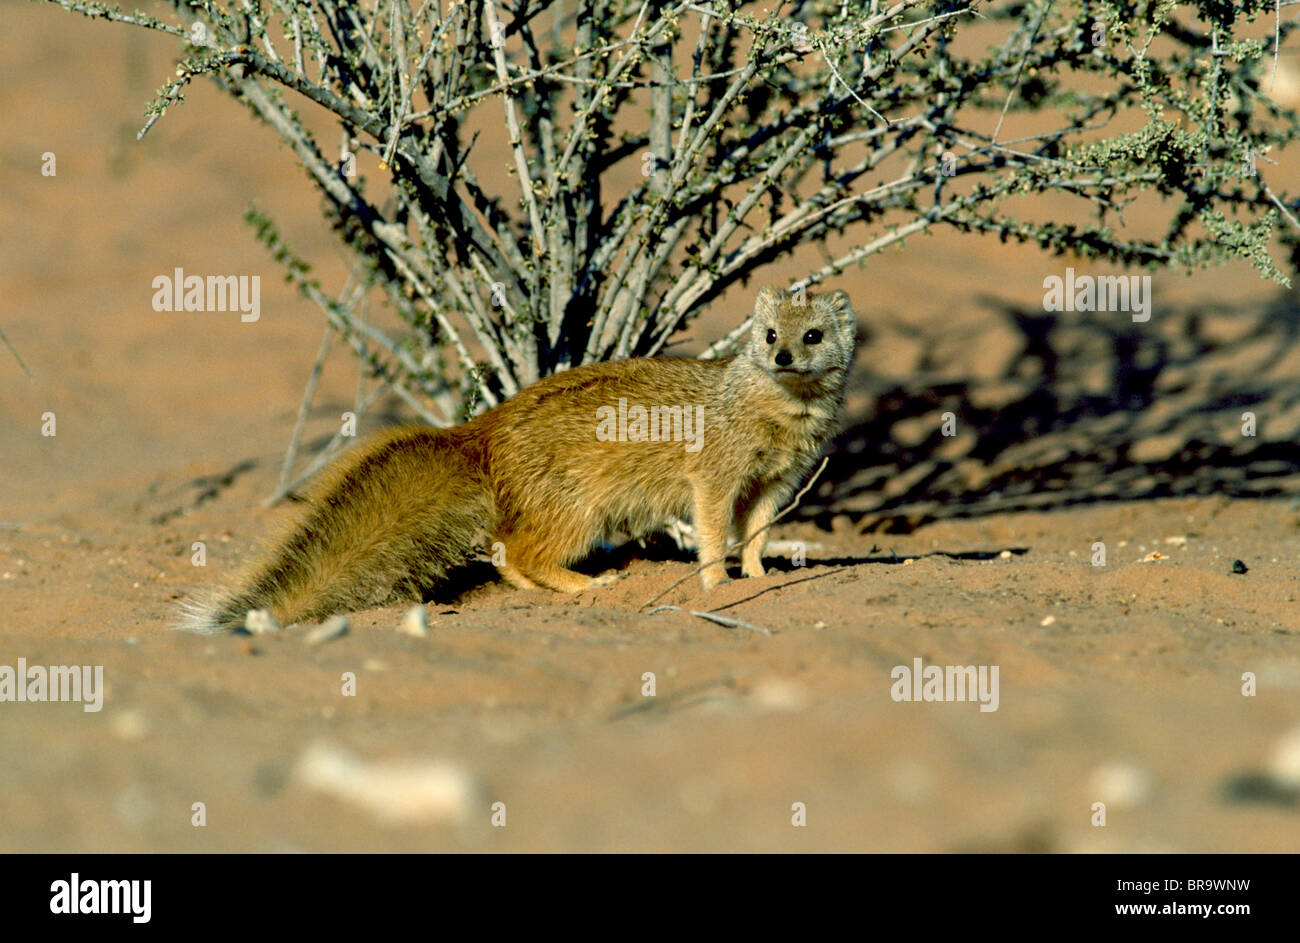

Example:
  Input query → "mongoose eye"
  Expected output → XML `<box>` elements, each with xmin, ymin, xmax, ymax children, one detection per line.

<box><xmin>765</xmin><ymin>329</ymin><xmax>777</xmax><ymax>344</ymax></box>
<box><xmin>803</xmin><ymin>329</ymin><xmax>823</xmax><ymax>345</ymax></box>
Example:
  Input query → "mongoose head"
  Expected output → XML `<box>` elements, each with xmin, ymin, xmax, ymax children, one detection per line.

<box><xmin>747</xmin><ymin>286</ymin><xmax>857</xmax><ymax>387</ymax></box>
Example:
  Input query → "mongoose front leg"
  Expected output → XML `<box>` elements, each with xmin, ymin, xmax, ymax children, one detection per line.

<box><xmin>691</xmin><ymin>481</ymin><xmax>735</xmax><ymax>590</ymax></box>
<box><xmin>737</xmin><ymin>485</ymin><xmax>783</xmax><ymax>578</ymax></box>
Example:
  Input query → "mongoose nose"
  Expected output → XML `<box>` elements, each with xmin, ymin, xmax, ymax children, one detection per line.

<box><xmin>775</xmin><ymin>349</ymin><xmax>793</xmax><ymax>367</ymax></box>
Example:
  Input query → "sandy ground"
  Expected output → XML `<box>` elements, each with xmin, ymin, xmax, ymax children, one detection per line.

<box><xmin>2</xmin><ymin>4</ymin><xmax>1299</xmax><ymax>852</ymax></box>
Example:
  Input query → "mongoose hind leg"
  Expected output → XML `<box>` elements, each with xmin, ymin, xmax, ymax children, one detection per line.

<box><xmin>495</xmin><ymin>534</ymin><xmax>607</xmax><ymax>593</ymax></box>
<box><xmin>496</xmin><ymin>562</ymin><xmax>541</xmax><ymax>590</ymax></box>
<box><xmin>515</xmin><ymin>561</ymin><xmax>605</xmax><ymax>593</ymax></box>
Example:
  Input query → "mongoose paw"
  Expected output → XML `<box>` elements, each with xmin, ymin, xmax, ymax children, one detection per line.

<box><xmin>590</xmin><ymin>572</ymin><xmax>621</xmax><ymax>588</ymax></box>
<box><xmin>741</xmin><ymin>564</ymin><xmax>766</xmax><ymax>579</ymax></box>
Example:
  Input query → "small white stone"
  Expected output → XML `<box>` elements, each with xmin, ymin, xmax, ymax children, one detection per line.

<box><xmin>998</xmin><ymin>550</ymin><xmax>1012</xmax><ymax>559</ymax></box>
<box><xmin>400</xmin><ymin>606</ymin><xmax>430</xmax><ymax>637</ymax></box>
<box><xmin>1269</xmin><ymin>726</ymin><xmax>1300</xmax><ymax>789</ymax></box>
<box><xmin>293</xmin><ymin>742</ymin><xmax>480</xmax><ymax>826</ymax></box>
<box><xmin>1088</xmin><ymin>761</ymin><xmax>1153</xmax><ymax>808</ymax></box>
<box><xmin>245</xmin><ymin>609</ymin><xmax>281</xmax><ymax>634</ymax></box>
<box><xmin>110</xmin><ymin>709</ymin><xmax>149</xmax><ymax>742</ymax></box>
<box><xmin>1040</xmin><ymin>615</ymin><xmax>1056</xmax><ymax>626</ymax></box>
<box><xmin>305</xmin><ymin>615</ymin><xmax>350</xmax><ymax>646</ymax></box>
<box><xmin>752</xmin><ymin>678</ymin><xmax>808</xmax><ymax>712</ymax></box>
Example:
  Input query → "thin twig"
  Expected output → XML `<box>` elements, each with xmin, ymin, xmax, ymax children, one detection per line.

<box><xmin>276</xmin><ymin>320</ymin><xmax>336</xmax><ymax>499</ymax></box>
<box><xmin>1273</xmin><ymin>0</ymin><xmax>1282</xmax><ymax>92</ymax></box>
<box><xmin>1264</xmin><ymin>182</ymin><xmax>1300</xmax><ymax>231</ymax></box>
<box><xmin>265</xmin><ymin>381</ymin><xmax>389</xmax><ymax>505</ymax></box>
<box><xmin>0</xmin><ymin>324</ymin><xmax>32</xmax><ymax>379</ymax></box>
<box><xmin>817</xmin><ymin>36</ymin><xmax>889</xmax><ymax>126</ymax></box>
<box><xmin>485</xmin><ymin>1</ymin><xmax>546</xmax><ymax>259</ymax></box>
<box><xmin>991</xmin><ymin>0</ymin><xmax>1054</xmax><ymax>144</ymax></box>
<box><xmin>646</xmin><ymin>606</ymin><xmax>772</xmax><ymax>637</ymax></box>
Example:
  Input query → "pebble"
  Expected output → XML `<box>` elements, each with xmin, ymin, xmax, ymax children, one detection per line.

<box><xmin>1269</xmin><ymin>726</ymin><xmax>1300</xmax><ymax>790</ymax></box>
<box><xmin>245</xmin><ymin>609</ymin><xmax>281</xmax><ymax>634</ymax></box>
<box><xmin>752</xmin><ymin>678</ymin><xmax>808</xmax><ymax>712</ymax></box>
<box><xmin>305</xmin><ymin>615</ymin><xmax>350</xmax><ymax>646</ymax></box>
<box><xmin>1089</xmin><ymin>761</ymin><xmax>1153</xmax><ymax>808</ymax></box>
<box><xmin>1231</xmin><ymin>559</ymin><xmax>1248</xmax><ymax>574</ymax></box>
<box><xmin>110</xmin><ymin>709</ymin><xmax>149</xmax><ymax>742</ymax></box>
<box><xmin>293</xmin><ymin>742</ymin><xmax>480</xmax><ymax>826</ymax></box>
<box><xmin>400</xmin><ymin>605</ymin><xmax>430</xmax><ymax>638</ymax></box>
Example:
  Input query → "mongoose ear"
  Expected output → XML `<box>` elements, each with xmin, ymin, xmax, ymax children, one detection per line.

<box><xmin>754</xmin><ymin>286</ymin><xmax>784</xmax><ymax>318</ymax></box>
<box><xmin>813</xmin><ymin>289</ymin><xmax>854</xmax><ymax>330</ymax></box>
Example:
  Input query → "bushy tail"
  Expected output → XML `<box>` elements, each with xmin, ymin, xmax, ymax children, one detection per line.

<box><xmin>176</xmin><ymin>426</ymin><xmax>492</xmax><ymax>633</ymax></box>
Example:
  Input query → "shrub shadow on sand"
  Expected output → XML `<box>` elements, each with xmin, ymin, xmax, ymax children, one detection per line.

<box><xmin>807</xmin><ymin>290</ymin><xmax>1300</xmax><ymax>533</ymax></box>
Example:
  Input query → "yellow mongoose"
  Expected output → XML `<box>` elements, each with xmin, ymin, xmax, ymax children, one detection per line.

<box><xmin>181</xmin><ymin>286</ymin><xmax>856</xmax><ymax>632</ymax></box>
